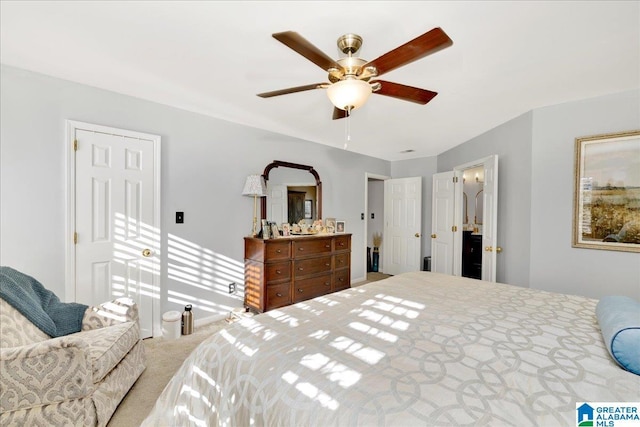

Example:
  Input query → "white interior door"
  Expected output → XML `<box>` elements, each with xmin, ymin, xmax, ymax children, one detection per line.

<box><xmin>431</xmin><ymin>171</ymin><xmax>455</xmax><ymax>275</ymax></box>
<box><xmin>267</xmin><ymin>184</ymin><xmax>287</xmax><ymax>224</ymax></box>
<box><xmin>70</xmin><ymin>122</ymin><xmax>160</xmax><ymax>339</ymax></box>
<box><xmin>383</xmin><ymin>177</ymin><xmax>422</xmax><ymax>275</ymax></box>
<box><xmin>481</xmin><ymin>156</ymin><xmax>499</xmax><ymax>281</ymax></box>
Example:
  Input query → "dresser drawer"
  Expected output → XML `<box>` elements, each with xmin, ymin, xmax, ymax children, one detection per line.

<box><xmin>294</xmin><ymin>256</ymin><xmax>332</xmax><ymax>277</ymax></box>
<box><xmin>266</xmin><ymin>261</ymin><xmax>290</xmax><ymax>282</ymax></box>
<box><xmin>334</xmin><ymin>269</ymin><xmax>350</xmax><ymax>291</ymax></box>
<box><xmin>334</xmin><ymin>235</ymin><xmax>350</xmax><ymax>251</ymax></box>
<box><xmin>292</xmin><ymin>238</ymin><xmax>332</xmax><ymax>258</ymax></box>
<box><xmin>265</xmin><ymin>241</ymin><xmax>291</xmax><ymax>261</ymax></box>
<box><xmin>293</xmin><ymin>274</ymin><xmax>332</xmax><ymax>303</ymax></box>
<box><xmin>266</xmin><ymin>283</ymin><xmax>291</xmax><ymax>311</ymax></box>
<box><xmin>334</xmin><ymin>253</ymin><xmax>350</xmax><ymax>270</ymax></box>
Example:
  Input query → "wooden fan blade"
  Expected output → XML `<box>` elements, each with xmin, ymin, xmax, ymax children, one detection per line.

<box><xmin>257</xmin><ymin>83</ymin><xmax>325</xmax><ymax>98</ymax></box>
<box><xmin>332</xmin><ymin>107</ymin><xmax>348</xmax><ymax>120</ymax></box>
<box><xmin>372</xmin><ymin>80</ymin><xmax>438</xmax><ymax>104</ymax></box>
<box><xmin>273</xmin><ymin>31</ymin><xmax>343</xmax><ymax>72</ymax></box>
<box><xmin>363</xmin><ymin>28</ymin><xmax>453</xmax><ymax>77</ymax></box>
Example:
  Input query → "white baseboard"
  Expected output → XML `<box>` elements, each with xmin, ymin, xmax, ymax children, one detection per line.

<box><xmin>351</xmin><ymin>275</ymin><xmax>366</xmax><ymax>284</ymax></box>
<box><xmin>194</xmin><ymin>313</ymin><xmax>228</xmax><ymax>328</ymax></box>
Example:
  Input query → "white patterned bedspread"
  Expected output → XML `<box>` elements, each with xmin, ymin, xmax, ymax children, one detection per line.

<box><xmin>143</xmin><ymin>272</ymin><xmax>639</xmax><ymax>426</ymax></box>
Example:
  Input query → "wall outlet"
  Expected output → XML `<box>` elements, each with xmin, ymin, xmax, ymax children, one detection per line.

<box><xmin>228</xmin><ymin>283</ymin><xmax>236</xmax><ymax>294</ymax></box>
<box><xmin>176</xmin><ymin>211</ymin><xmax>184</xmax><ymax>223</ymax></box>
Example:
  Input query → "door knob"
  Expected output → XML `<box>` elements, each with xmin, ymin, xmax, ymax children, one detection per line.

<box><xmin>485</xmin><ymin>246</ymin><xmax>493</xmax><ymax>252</ymax></box>
<box><xmin>415</xmin><ymin>233</ymin><xmax>421</xmax><ymax>238</ymax></box>
<box><xmin>431</xmin><ymin>234</ymin><xmax>437</xmax><ymax>239</ymax></box>
<box><xmin>496</xmin><ymin>247</ymin><xmax>503</xmax><ymax>253</ymax></box>
<box><xmin>142</xmin><ymin>248</ymin><xmax>152</xmax><ymax>257</ymax></box>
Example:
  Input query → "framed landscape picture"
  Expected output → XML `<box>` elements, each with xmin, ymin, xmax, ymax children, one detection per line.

<box><xmin>572</xmin><ymin>130</ymin><xmax>640</xmax><ymax>252</ymax></box>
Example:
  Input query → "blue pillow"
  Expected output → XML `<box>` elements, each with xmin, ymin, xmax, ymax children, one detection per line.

<box><xmin>596</xmin><ymin>296</ymin><xmax>640</xmax><ymax>376</ymax></box>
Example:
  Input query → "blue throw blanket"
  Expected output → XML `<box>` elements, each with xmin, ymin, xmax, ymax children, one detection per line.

<box><xmin>0</xmin><ymin>266</ymin><xmax>88</xmax><ymax>337</ymax></box>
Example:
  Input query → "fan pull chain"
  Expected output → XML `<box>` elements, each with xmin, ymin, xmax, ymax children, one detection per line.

<box><xmin>344</xmin><ymin>108</ymin><xmax>351</xmax><ymax>150</ymax></box>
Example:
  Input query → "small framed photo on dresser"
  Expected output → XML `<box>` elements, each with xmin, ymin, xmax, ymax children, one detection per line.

<box><xmin>270</xmin><ymin>222</ymin><xmax>280</xmax><ymax>239</ymax></box>
<box><xmin>336</xmin><ymin>220</ymin><xmax>346</xmax><ymax>233</ymax></box>
<box><xmin>281</xmin><ymin>223</ymin><xmax>291</xmax><ymax>236</ymax></box>
<box><xmin>325</xmin><ymin>218</ymin><xmax>336</xmax><ymax>231</ymax></box>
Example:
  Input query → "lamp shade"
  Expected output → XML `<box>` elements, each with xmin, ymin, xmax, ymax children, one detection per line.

<box><xmin>326</xmin><ymin>79</ymin><xmax>372</xmax><ymax>111</ymax></box>
<box><xmin>242</xmin><ymin>175</ymin><xmax>267</xmax><ymax>197</ymax></box>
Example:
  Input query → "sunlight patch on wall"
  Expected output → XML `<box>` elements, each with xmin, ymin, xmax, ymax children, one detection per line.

<box><xmin>167</xmin><ymin>232</ymin><xmax>244</xmax><ymax>315</ymax></box>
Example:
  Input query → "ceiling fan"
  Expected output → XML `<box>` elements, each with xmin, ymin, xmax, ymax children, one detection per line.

<box><xmin>257</xmin><ymin>28</ymin><xmax>453</xmax><ymax>120</ymax></box>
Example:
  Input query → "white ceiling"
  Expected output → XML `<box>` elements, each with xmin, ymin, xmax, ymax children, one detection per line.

<box><xmin>1</xmin><ymin>1</ymin><xmax>638</xmax><ymax>161</ymax></box>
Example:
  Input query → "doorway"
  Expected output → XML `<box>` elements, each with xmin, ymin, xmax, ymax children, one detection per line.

<box><xmin>364</xmin><ymin>173</ymin><xmax>388</xmax><ymax>279</ymax></box>
<box><xmin>65</xmin><ymin>120</ymin><xmax>161</xmax><ymax>338</ymax></box>
<box><xmin>364</xmin><ymin>173</ymin><xmax>423</xmax><ymax>278</ymax></box>
<box><xmin>431</xmin><ymin>155</ymin><xmax>499</xmax><ymax>282</ymax></box>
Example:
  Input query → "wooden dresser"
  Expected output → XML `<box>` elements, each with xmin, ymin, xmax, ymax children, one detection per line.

<box><xmin>244</xmin><ymin>234</ymin><xmax>351</xmax><ymax>313</ymax></box>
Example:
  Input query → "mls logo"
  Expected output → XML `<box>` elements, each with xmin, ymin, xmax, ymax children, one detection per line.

<box><xmin>577</xmin><ymin>403</ymin><xmax>594</xmax><ymax>426</ymax></box>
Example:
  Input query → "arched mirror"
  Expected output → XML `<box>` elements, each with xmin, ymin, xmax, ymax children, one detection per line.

<box><xmin>260</xmin><ymin>161</ymin><xmax>322</xmax><ymax>224</ymax></box>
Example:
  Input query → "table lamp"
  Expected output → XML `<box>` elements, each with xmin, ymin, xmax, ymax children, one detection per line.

<box><xmin>242</xmin><ymin>174</ymin><xmax>267</xmax><ymax>237</ymax></box>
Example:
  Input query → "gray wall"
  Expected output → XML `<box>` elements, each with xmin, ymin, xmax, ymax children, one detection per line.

<box><xmin>435</xmin><ymin>90</ymin><xmax>640</xmax><ymax>299</ymax></box>
<box><xmin>530</xmin><ymin>90</ymin><xmax>640</xmax><ymax>299</ymax></box>
<box><xmin>437</xmin><ymin>112</ymin><xmax>534</xmax><ymax>287</ymax></box>
<box><xmin>0</xmin><ymin>65</ymin><xmax>389</xmax><ymax>322</ymax></box>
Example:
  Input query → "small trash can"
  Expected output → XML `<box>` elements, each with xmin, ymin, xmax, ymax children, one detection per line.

<box><xmin>162</xmin><ymin>310</ymin><xmax>181</xmax><ymax>340</ymax></box>
<box><xmin>423</xmin><ymin>256</ymin><xmax>431</xmax><ymax>272</ymax></box>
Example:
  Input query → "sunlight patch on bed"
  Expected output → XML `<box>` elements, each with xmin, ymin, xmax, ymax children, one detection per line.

<box><xmin>299</xmin><ymin>353</ymin><xmax>362</xmax><ymax>388</ymax></box>
<box><xmin>296</xmin><ymin>382</ymin><xmax>339</xmax><ymax>410</ymax></box>
<box><xmin>175</xmin><ymin>404</ymin><xmax>207</xmax><ymax>427</ymax></box>
<box><xmin>192</xmin><ymin>365</ymin><xmax>221</xmax><ymax>393</ymax></box>
<box><xmin>219</xmin><ymin>329</ymin><xmax>258</xmax><ymax>357</ymax></box>
<box><xmin>267</xmin><ymin>310</ymin><xmax>300</xmax><ymax>327</ymax></box>
<box><xmin>329</xmin><ymin>336</ymin><xmax>385</xmax><ymax>364</ymax></box>
<box><xmin>281</xmin><ymin>370</ymin><xmax>340</xmax><ymax>410</ymax></box>
<box><xmin>175</xmin><ymin>384</ymin><xmax>213</xmax><ymax>426</ymax></box>
<box><xmin>357</xmin><ymin>309</ymin><xmax>410</xmax><ymax>331</ymax></box>
<box><xmin>349</xmin><ymin>321</ymin><xmax>398</xmax><ymax>343</ymax></box>
<box><xmin>309</xmin><ymin>329</ymin><xmax>330</xmax><ymax>340</ymax></box>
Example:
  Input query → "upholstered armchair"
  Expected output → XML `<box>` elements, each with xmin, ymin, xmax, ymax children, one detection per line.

<box><xmin>0</xmin><ymin>297</ymin><xmax>145</xmax><ymax>426</ymax></box>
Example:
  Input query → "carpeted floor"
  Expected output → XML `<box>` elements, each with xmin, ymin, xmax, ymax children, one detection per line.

<box><xmin>107</xmin><ymin>272</ymin><xmax>392</xmax><ymax>426</ymax></box>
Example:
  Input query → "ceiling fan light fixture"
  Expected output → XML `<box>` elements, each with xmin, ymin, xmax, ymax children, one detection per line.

<box><xmin>326</xmin><ymin>79</ymin><xmax>372</xmax><ymax>111</ymax></box>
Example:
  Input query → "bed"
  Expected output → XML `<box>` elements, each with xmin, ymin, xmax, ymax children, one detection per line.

<box><xmin>142</xmin><ymin>272</ymin><xmax>639</xmax><ymax>426</ymax></box>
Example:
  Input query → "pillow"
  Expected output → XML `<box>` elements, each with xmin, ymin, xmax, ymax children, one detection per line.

<box><xmin>596</xmin><ymin>295</ymin><xmax>640</xmax><ymax>376</ymax></box>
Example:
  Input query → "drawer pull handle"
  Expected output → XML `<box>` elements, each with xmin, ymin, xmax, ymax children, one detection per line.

<box><xmin>276</xmin><ymin>270</ymin><xmax>281</xmax><ymax>274</ymax></box>
<box><xmin>325</xmin><ymin>282</ymin><xmax>330</xmax><ymax>286</ymax></box>
<box><xmin>325</xmin><ymin>263</ymin><xmax>330</xmax><ymax>266</ymax></box>
<box><xmin>298</xmin><ymin>247</ymin><xmax>304</xmax><ymax>251</ymax></box>
<box><xmin>276</xmin><ymin>249</ymin><xmax>281</xmax><ymax>253</ymax></box>
<box><xmin>339</xmin><ymin>278</ymin><xmax>344</xmax><ymax>282</ymax></box>
<box><xmin>276</xmin><ymin>292</ymin><xmax>283</xmax><ymax>297</ymax></box>
<box><xmin>298</xmin><ymin>267</ymin><xmax>304</xmax><ymax>271</ymax></box>
<box><xmin>298</xmin><ymin>288</ymin><xmax>303</xmax><ymax>293</ymax></box>
<box><xmin>325</xmin><ymin>245</ymin><xmax>330</xmax><ymax>248</ymax></box>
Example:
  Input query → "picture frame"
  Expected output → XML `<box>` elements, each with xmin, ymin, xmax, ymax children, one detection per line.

<box><xmin>336</xmin><ymin>220</ymin><xmax>346</xmax><ymax>233</ymax></box>
<box><xmin>304</xmin><ymin>199</ymin><xmax>313</xmax><ymax>219</ymax></box>
<box><xmin>261</xmin><ymin>219</ymin><xmax>270</xmax><ymax>240</ymax></box>
<box><xmin>572</xmin><ymin>130</ymin><xmax>640</xmax><ymax>252</ymax></box>
<box><xmin>281</xmin><ymin>223</ymin><xmax>291</xmax><ymax>237</ymax></box>
<box><xmin>324</xmin><ymin>217</ymin><xmax>336</xmax><ymax>230</ymax></box>
<box><xmin>270</xmin><ymin>222</ymin><xmax>281</xmax><ymax>239</ymax></box>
